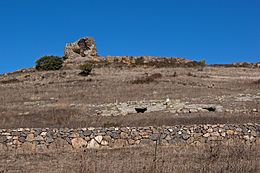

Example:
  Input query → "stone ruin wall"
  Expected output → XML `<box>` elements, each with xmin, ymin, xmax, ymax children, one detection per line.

<box><xmin>63</xmin><ymin>37</ymin><xmax>260</xmax><ymax>68</ymax></box>
<box><xmin>0</xmin><ymin>124</ymin><xmax>259</xmax><ymax>152</ymax></box>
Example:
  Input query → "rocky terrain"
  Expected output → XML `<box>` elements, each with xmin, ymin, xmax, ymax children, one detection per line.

<box><xmin>0</xmin><ymin>37</ymin><xmax>259</xmax><ymax>172</ymax></box>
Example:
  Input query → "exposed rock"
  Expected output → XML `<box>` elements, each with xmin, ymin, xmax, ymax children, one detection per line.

<box><xmin>0</xmin><ymin>136</ymin><xmax>7</xmax><ymax>143</ymax></box>
<box><xmin>83</xmin><ymin>130</ymin><xmax>92</xmax><ymax>136</ymax></box>
<box><xmin>0</xmin><ymin>124</ymin><xmax>259</xmax><ymax>150</ymax></box>
<box><xmin>64</xmin><ymin>37</ymin><xmax>98</xmax><ymax>68</ymax></box>
<box><xmin>71</xmin><ymin>138</ymin><xmax>87</xmax><ymax>149</ymax></box>
<box><xmin>128</xmin><ymin>139</ymin><xmax>136</xmax><ymax>145</ymax></box>
<box><xmin>18</xmin><ymin>136</ymin><xmax>26</xmax><ymax>143</ymax></box>
<box><xmin>101</xmin><ymin>140</ymin><xmax>109</xmax><ymax>146</ymax></box>
<box><xmin>49</xmin><ymin>138</ymin><xmax>71</xmax><ymax>151</ymax></box>
<box><xmin>94</xmin><ymin>135</ymin><xmax>103</xmax><ymax>143</ymax></box>
<box><xmin>34</xmin><ymin>135</ymin><xmax>44</xmax><ymax>141</ymax></box>
<box><xmin>114</xmin><ymin>139</ymin><xmax>128</xmax><ymax>148</ymax></box>
<box><xmin>111</xmin><ymin>131</ymin><xmax>119</xmax><ymax>139</ymax></box>
<box><xmin>87</xmin><ymin>139</ymin><xmax>100</xmax><ymax>149</ymax></box>
<box><xmin>140</xmin><ymin>139</ymin><xmax>154</xmax><ymax>145</ymax></box>
<box><xmin>149</xmin><ymin>134</ymin><xmax>159</xmax><ymax>141</ymax></box>
<box><xmin>226</xmin><ymin>130</ymin><xmax>234</xmax><ymax>135</ymax></box>
<box><xmin>99</xmin><ymin>99</ymin><xmax>224</xmax><ymax>117</ymax></box>
<box><xmin>46</xmin><ymin>137</ymin><xmax>54</xmax><ymax>143</ymax></box>
<box><xmin>203</xmin><ymin>133</ymin><xmax>210</xmax><ymax>137</ymax></box>
<box><xmin>13</xmin><ymin>140</ymin><xmax>21</xmax><ymax>145</ymax></box>
<box><xmin>120</xmin><ymin>132</ymin><xmax>128</xmax><ymax>139</ymax></box>
<box><xmin>182</xmin><ymin>133</ymin><xmax>191</xmax><ymax>140</ymax></box>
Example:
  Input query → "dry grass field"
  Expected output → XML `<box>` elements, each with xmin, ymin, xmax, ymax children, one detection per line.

<box><xmin>0</xmin><ymin>66</ymin><xmax>259</xmax><ymax>128</ymax></box>
<box><xmin>0</xmin><ymin>65</ymin><xmax>259</xmax><ymax>172</ymax></box>
<box><xmin>0</xmin><ymin>143</ymin><xmax>259</xmax><ymax>173</ymax></box>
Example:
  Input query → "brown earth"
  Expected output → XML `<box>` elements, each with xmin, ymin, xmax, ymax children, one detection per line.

<box><xmin>0</xmin><ymin>143</ymin><xmax>259</xmax><ymax>173</ymax></box>
<box><xmin>0</xmin><ymin>65</ymin><xmax>259</xmax><ymax>172</ymax></box>
<box><xmin>0</xmin><ymin>66</ymin><xmax>259</xmax><ymax>128</ymax></box>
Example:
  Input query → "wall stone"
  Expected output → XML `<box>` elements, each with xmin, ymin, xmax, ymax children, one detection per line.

<box><xmin>97</xmin><ymin>99</ymin><xmax>224</xmax><ymax>116</ymax></box>
<box><xmin>0</xmin><ymin>124</ymin><xmax>259</xmax><ymax>152</ymax></box>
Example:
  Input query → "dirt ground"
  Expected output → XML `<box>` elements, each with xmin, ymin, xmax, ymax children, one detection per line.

<box><xmin>0</xmin><ymin>66</ymin><xmax>259</xmax><ymax>173</ymax></box>
<box><xmin>0</xmin><ymin>66</ymin><xmax>259</xmax><ymax>128</ymax></box>
<box><xmin>0</xmin><ymin>143</ymin><xmax>259</xmax><ymax>173</ymax></box>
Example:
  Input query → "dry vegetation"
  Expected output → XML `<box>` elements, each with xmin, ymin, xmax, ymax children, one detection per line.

<box><xmin>0</xmin><ymin>142</ymin><xmax>259</xmax><ymax>173</ymax></box>
<box><xmin>0</xmin><ymin>66</ymin><xmax>259</xmax><ymax>172</ymax></box>
<box><xmin>0</xmin><ymin>67</ymin><xmax>259</xmax><ymax>128</ymax></box>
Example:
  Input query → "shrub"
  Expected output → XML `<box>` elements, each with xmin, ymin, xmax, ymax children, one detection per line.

<box><xmin>35</xmin><ymin>56</ymin><xmax>63</xmax><ymax>71</ymax></box>
<box><xmin>187</xmin><ymin>72</ymin><xmax>196</xmax><ymax>77</ymax></box>
<box><xmin>200</xmin><ymin>59</ymin><xmax>206</xmax><ymax>66</ymax></box>
<box><xmin>79</xmin><ymin>63</ymin><xmax>93</xmax><ymax>76</ymax></box>
<box><xmin>62</xmin><ymin>56</ymin><xmax>68</xmax><ymax>61</ymax></box>
<box><xmin>131</xmin><ymin>73</ymin><xmax>162</xmax><ymax>84</ymax></box>
<box><xmin>72</xmin><ymin>48</ymin><xmax>81</xmax><ymax>54</ymax></box>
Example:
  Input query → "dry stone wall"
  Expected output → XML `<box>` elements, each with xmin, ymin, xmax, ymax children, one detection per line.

<box><xmin>0</xmin><ymin>124</ymin><xmax>259</xmax><ymax>152</ymax></box>
<box><xmin>97</xmin><ymin>99</ymin><xmax>224</xmax><ymax>116</ymax></box>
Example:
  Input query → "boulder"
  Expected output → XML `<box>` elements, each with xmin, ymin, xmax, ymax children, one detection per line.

<box><xmin>64</xmin><ymin>37</ymin><xmax>99</xmax><ymax>68</ymax></box>
<box><xmin>48</xmin><ymin>138</ymin><xmax>72</xmax><ymax>151</ymax></box>
<box><xmin>0</xmin><ymin>143</ymin><xmax>7</xmax><ymax>153</ymax></box>
<box><xmin>94</xmin><ymin>135</ymin><xmax>103</xmax><ymax>143</ymax></box>
<box><xmin>87</xmin><ymin>139</ymin><xmax>100</xmax><ymax>149</ymax></box>
<box><xmin>114</xmin><ymin>139</ymin><xmax>128</xmax><ymax>148</ymax></box>
<box><xmin>71</xmin><ymin>138</ymin><xmax>87</xmax><ymax>149</ymax></box>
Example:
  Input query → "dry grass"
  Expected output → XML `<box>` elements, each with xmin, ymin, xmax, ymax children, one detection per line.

<box><xmin>253</xmin><ymin>79</ymin><xmax>260</xmax><ymax>84</ymax></box>
<box><xmin>0</xmin><ymin>111</ymin><xmax>259</xmax><ymax>129</ymax></box>
<box><xmin>0</xmin><ymin>78</ymin><xmax>20</xmax><ymax>84</ymax></box>
<box><xmin>0</xmin><ymin>67</ymin><xmax>259</xmax><ymax>128</ymax></box>
<box><xmin>0</xmin><ymin>142</ymin><xmax>259</xmax><ymax>173</ymax></box>
<box><xmin>0</xmin><ymin>66</ymin><xmax>259</xmax><ymax>172</ymax></box>
<box><xmin>131</xmin><ymin>73</ymin><xmax>162</xmax><ymax>84</ymax></box>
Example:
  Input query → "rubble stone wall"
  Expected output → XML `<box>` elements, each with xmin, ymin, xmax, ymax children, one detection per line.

<box><xmin>0</xmin><ymin>124</ymin><xmax>259</xmax><ymax>152</ymax></box>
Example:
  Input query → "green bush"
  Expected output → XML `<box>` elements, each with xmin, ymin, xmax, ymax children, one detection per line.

<box><xmin>200</xmin><ymin>59</ymin><xmax>206</xmax><ymax>66</ymax></box>
<box><xmin>36</xmin><ymin>56</ymin><xmax>63</xmax><ymax>71</ymax></box>
<box><xmin>62</xmin><ymin>56</ymin><xmax>68</xmax><ymax>61</ymax></box>
<box><xmin>79</xmin><ymin>63</ymin><xmax>93</xmax><ymax>76</ymax></box>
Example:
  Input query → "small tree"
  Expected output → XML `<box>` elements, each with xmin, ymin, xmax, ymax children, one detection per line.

<box><xmin>36</xmin><ymin>56</ymin><xmax>63</xmax><ymax>71</ymax></box>
<box><xmin>200</xmin><ymin>59</ymin><xmax>206</xmax><ymax>66</ymax></box>
<box><xmin>79</xmin><ymin>63</ymin><xmax>93</xmax><ymax>76</ymax></box>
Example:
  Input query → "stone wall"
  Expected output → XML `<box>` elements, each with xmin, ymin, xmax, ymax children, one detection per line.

<box><xmin>97</xmin><ymin>99</ymin><xmax>224</xmax><ymax>116</ymax></box>
<box><xmin>0</xmin><ymin>124</ymin><xmax>259</xmax><ymax>152</ymax></box>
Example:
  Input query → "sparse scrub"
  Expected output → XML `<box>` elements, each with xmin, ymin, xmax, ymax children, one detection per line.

<box><xmin>1</xmin><ymin>143</ymin><xmax>258</xmax><ymax>173</ymax></box>
<box><xmin>200</xmin><ymin>59</ymin><xmax>206</xmax><ymax>66</ymax></box>
<box><xmin>73</xmin><ymin>48</ymin><xmax>81</xmax><ymax>55</ymax></box>
<box><xmin>0</xmin><ymin>78</ymin><xmax>20</xmax><ymax>84</ymax></box>
<box><xmin>79</xmin><ymin>63</ymin><xmax>93</xmax><ymax>76</ymax></box>
<box><xmin>35</xmin><ymin>56</ymin><xmax>63</xmax><ymax>71</ymax></box>
<box><xmin>253</xmin><ymin>79</ymin><xmax>260</xmax><ymax>84</ymax></box>
<box><xmin>187</xmin><ymin>72</ymin><xmax>196</xmax><ymax>77</ymax></box>
<box><xmin>131</xmin><ymin>73</ymin><xmax>162</xmax><ymax>84</ymax></box>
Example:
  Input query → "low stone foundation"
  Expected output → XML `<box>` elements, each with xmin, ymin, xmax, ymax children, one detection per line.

<box><xmin>0</xmin><ymin>124</ymin><xmax>259</xmax><ymax>152</ymax></box>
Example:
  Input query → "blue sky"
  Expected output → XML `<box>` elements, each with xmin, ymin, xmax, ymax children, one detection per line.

<box><xmin>0</xmin><ymin>0</ymin><xmax>259</xmax><ymax>73</ymax></box>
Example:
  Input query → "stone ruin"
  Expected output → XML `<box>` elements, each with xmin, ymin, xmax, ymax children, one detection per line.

<box><xmin>96</xmin><ymin>99</ymin><xmax>224</xmax><ymax>117</ymax></box>
<box><xmin>0</xmin><ymin>124</ymin><xmax>259</xmax><ymax>151</ymax></box>
<box><xmin>64</xmin><ymin>37</ymin><xmax>99</xmax><ymax>68</ymax></box>
<box><xmin>63</xmin><ymin>36</ymin><xmax>207</xmax><ymax>68</ymax></box>
<box><xmin>62</xmin><ymin>36</ymin><xmax>260</xmax><ymax>69</ymax></box>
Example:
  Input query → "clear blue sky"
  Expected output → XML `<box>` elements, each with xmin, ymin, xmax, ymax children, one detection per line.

<box><xmin>0</xmin><ymin>0</ymin><xmax>259</xmax><ymax>73</ymax></box>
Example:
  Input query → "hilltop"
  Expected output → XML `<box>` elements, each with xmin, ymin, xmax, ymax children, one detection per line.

<box><xmin>0</xmin><ymin>37</ymin><xmax>259</xmax><ymax>172</ymax></box>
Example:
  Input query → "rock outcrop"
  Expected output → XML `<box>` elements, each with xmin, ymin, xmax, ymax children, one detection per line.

<box><xmin>62</xmin><ymin>36</ymin><xmax>206</xmax><ymax>69</ymax></box>
<box><xmin>63</xmin><ymin>37</ymin><xmax>99</xmax><ymax>68</ymax></box>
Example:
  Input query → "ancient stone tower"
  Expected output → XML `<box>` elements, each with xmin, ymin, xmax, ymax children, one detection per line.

<box><xmin>63</xmin><ymin>37</ymin><xmax>99</xmax><ymax>68</ymax></box>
